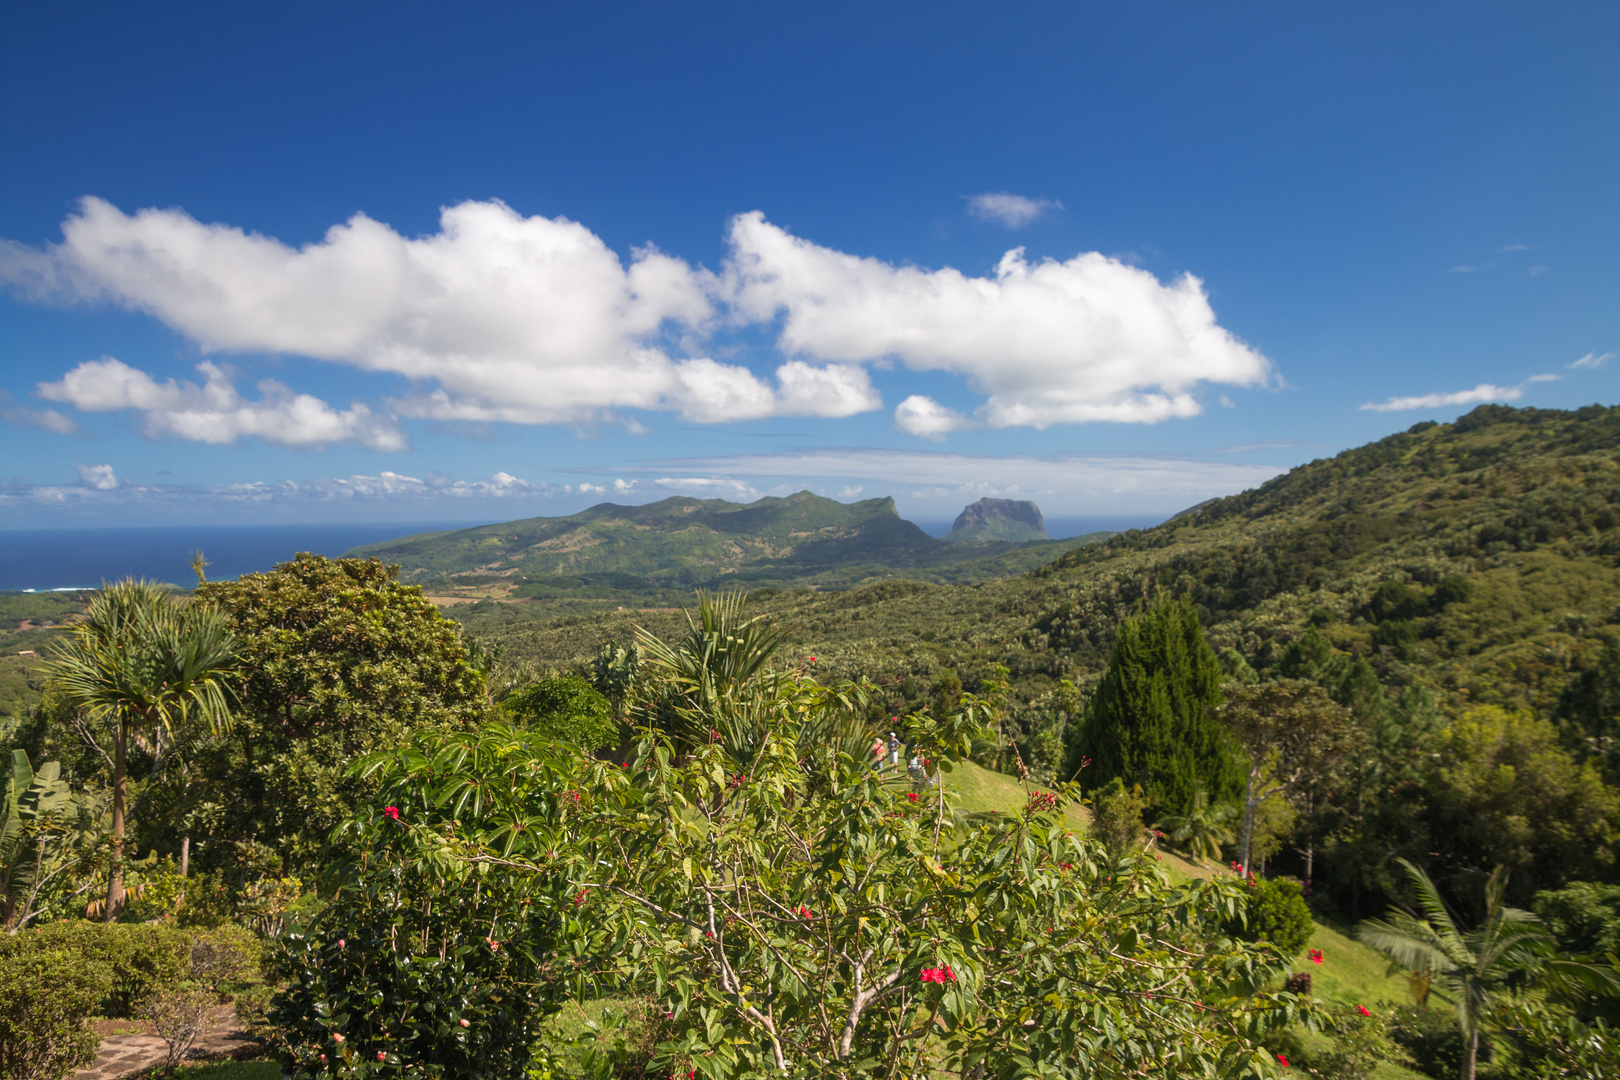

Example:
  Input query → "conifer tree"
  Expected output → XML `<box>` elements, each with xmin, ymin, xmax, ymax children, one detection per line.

<box><xmin>1063</xmin><ymin>593</ymin><xmax>1242</xmax><ymax>816</ymax></box>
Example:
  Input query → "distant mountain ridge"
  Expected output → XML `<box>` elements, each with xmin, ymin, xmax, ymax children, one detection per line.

<box><xmin>943</xmin><ymin>498</ymin><xmax>1048</xmax><ymax>543</ymax></box>
<box><xmin>347</xmin><ymin>491</ymin><xmax>1110</xmax><ymax>599</ymax></box>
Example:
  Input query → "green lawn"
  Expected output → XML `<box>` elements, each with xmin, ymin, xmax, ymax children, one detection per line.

<box><xmin>171</xmin><ymin>1062</ymin><xmax>278</xmax><ymax>1080</ymax></box>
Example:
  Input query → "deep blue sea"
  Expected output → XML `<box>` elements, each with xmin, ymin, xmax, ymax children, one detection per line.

<box><xmin>0</xmin><ymin>523</ymin><xmax>490</xmax><ymax>592</ymax></box>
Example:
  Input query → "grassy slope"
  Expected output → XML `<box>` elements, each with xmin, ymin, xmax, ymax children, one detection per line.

<box><xmin>946</xmin><ymin>761</ymin><xmax>1428</xmax><ymax>1080</ymax></box>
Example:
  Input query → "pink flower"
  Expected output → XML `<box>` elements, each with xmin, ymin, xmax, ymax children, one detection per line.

<box><xmin>1357</xmin><ymin>1005</ymin><xmax>1371</xmax><ymax>1017</ymax></box>
<box><xmin>332</xmin><ymin>1034</ymin><xmax>345</xmax><ymax>1044</ymax></box>
<box><xmin>382</xmin><ymin>806</ymin><xmax>400</xmax><ymax>821</ymax></box>
<box><xmin>377</xmin><ymin>1051</ymin><xmax>387</xmax><ymax>1061</ymax></box>
<box><xmin>337</xmin><ymin>938</ymin><xmax>346</xmax><ymax>949</ymax></box>
<box><xmin>486</xmin><ymin>937</ymin><xmax>501</xmax><ymax>951</ymax></box>
<box><xmin>460</xmin><ymin>1018</ymin><xmax>471</xmax><ymax>1027</ymax></box>
<box><xmin>1308</xmin><ymin>949</ymin><xmax>1323</xmax><ymax>965</ymax></box>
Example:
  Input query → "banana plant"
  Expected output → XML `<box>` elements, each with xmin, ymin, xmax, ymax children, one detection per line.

<box><xmin>1</xmin><ymin>749</ymin><xmax>85</xmax><ymax>932</ymax></box>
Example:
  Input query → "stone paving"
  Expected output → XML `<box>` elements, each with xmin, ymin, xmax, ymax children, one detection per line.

<box><xmin>71</xmin><ymin>1005</ymin><xmax>259</xmax><ymax>1080</ymax></box>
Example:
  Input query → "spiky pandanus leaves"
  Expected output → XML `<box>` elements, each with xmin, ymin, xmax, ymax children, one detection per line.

<box><xmin>43</xmin><ymin>579</ymin><xmax>237</xmax><ymax>920</ymax></box>
<box><xmin>635</xmin><ymin>590</ymin><xmax>875</xmax><ymax>769</ymax></box>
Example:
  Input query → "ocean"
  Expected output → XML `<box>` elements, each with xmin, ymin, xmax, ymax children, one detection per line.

<box><xmin>0</xmin><ymin>522</ymin><xmax>490</xmax><ymax>592</ymax></box>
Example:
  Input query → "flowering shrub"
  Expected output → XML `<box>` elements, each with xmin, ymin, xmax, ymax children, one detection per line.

<box><xmin>354</xmin><ymin>681</ymin><xmax>1306</xmax><ymax>1079</ymax></box>
<box><xmin>267</xmin><ymin>727</ymin><xmax>592</xmax><ymax>1080</ymax></box>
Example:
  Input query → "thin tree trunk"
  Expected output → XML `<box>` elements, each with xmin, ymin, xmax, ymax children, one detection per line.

<box><xmin>107</xmin><ymin>718</ymin><xmax>126</xmax><ymax>923</ymax></box>
<box><xmin>180</xmin><ymin>836</ymin><xmax>189</xmax><ymax>878</ymax></box>
<box><xmin>1238</xmin><ymin>770</ymin><xmax>1259</xmax><ymax>873</ymax></box>
<box><xmin>1462</xmin><ymin>1025</ymin><xmax>1478</xmax><ymax>1080</ymax></box>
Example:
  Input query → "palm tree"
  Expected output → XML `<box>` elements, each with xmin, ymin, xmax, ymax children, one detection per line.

<box><xmin>1151</xmin><ymin>784</ymin><xmax>1236</xmax><ymax>863</ymax></box>
<box><xmin>44</xmin><ymin>580</ymin><xmax>237</xmax><ymax>921</ymax></box>
<box><xmin>1356</xmin><ymin>859</ymin><xmax>1616</xmax><ymax>1080</ymax></box>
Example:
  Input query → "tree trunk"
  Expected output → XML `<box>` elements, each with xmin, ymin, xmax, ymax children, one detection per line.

<box><xmin>1238</xmin><ymin>769</ymin><xmax>1259</xmax><ymax>873</ymax></box>
<box><xmin>180</xmin><ymin>836</ymin><xmax>190</xmax><ymax>877</ymax></box>
<box><xmin>1462</xmin><ymin>1025</ymin><xmax>1478</xmax><ymax>1080</ymax></box>
<box><xmin>106</xmin><ymin>718</ymin><xmax>126</xmax><ymax>923</ymax></box>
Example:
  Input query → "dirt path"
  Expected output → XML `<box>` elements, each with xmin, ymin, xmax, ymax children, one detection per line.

<box><xmin>72</xmin><ymin>1005</ymin><xmax>258</xmax><ymax>1080</ymax></box>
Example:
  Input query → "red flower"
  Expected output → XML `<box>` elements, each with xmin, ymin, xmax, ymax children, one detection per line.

<box><xmin>797</xmin><ymin>905</ymin><xmax>813</xmax><ymax>919</ymax></box>
<box><xmin>381</xmin><ymin>806</ymin><xmax>400</xmax><ymax>821</ymax></box>
<box><xmin>1276</xmin><ymin>1053</ymin><xmax>1289</xmax><ymax>1067</ymax></box>
<box><xmin>574</xmin><ymin>888</ymin><xmax>590</xmax><ymax>905</ymax></box>
<box><xmin>920</xmin><ymin>965</ymin><xmax>958</xmax><ymax>984</ymax></box>
<box><xmin>1357</xmin><ymin>1005</ymin><xmax>1371</xmax><ymax>1017</ymax></box>
<box><xmin>1308</xmin><ymin>949</ymin><xmax>1323</xmax><ymax>965</ymax></box>
<box><xmin>377</xmin><ymin>1051</ymin><xmax>387</xmax><ymax>1061</ymax></box>
<box><xmin>808</xmin><ymin>656</ymin><xmax>816</xmax><ymax>663</ymax></box>
<box><xmin>906</xmin><ymin>792</ymin><xmax>918</xmax><ymax>803</ymax></box>
<box><xmin>486</xmin><ymin>937</ymin><xmax>501</xmax><ymax>951</ymax></box>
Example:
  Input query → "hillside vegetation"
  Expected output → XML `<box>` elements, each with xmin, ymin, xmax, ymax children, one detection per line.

<box><xmin>345</xmin><ymin>490</ymin><xmax>1106</xmax><ymax>601</ymax></box>
<box><xmin>454</xmin><ymin>404</ymin><xmax>1620</xmax><ymax>914</ymax></box>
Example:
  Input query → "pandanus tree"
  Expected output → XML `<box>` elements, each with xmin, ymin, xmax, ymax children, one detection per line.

<box><xmin>1357</xmin><ymin>859</ymin><xmax>1619</xmax><ymax>1080</ymax></box>
<box><xmin>635</xmin><ymin>590</ymin><xmax>874</xmax><ymax>767</ymax></box>
<box><xmin>44</xmin><ymin>579</ymin><xmax>237</xmax><ymax>921</ymax></box>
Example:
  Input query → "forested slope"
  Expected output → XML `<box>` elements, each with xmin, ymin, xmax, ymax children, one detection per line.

<box><xmin>454</xmin><ymin>403</ymin><xmax>1620</xmax><ymax>912</ymax></box>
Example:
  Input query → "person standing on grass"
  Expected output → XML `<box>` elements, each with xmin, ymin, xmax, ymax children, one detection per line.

<box><xmin>871</xmin><ymin>736</ymin><xmax>887</xmax><ymax>771</ymax></box>
<box><xmin>889</xmin><ymin>731</ymin><xmax>900</xmax><ymax>769</ymax></box>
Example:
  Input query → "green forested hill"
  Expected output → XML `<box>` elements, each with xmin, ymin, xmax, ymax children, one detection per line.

<box><xmin>459</xmin><ymin>404</ymin><xmax>1620</xmax><ymax>710</ymax></box>
<box><xmin>346</xmin><ymin>490</ymin><xmax>1106</xmax><ymax>598</ymax></box>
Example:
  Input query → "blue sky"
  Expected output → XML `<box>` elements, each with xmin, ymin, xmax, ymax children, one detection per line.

<box><xmin>2</xmin><ymin>0</ymin><xmax>1616</xmax><ymax>531</ymax></box>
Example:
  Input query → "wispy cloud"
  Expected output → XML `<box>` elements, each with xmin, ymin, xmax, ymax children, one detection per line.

<box><xmin>1360</xmin><ymin>382</ymin><xmax>1527</xmax><ymax>413</ymax></box>
<box><xmin>0</xmin><ymin>390</ymin><xmax>77</xmax><ymax>435</ymax></box>
<box><xmin>965</xmin><ymin>192</ymin><xmax>1062</xmax><ymax>229</ymax></box>
<box><xmin>1497</xmin><ymin>243</ymin><xmax>1531</xmax><ymax>253</ymax></box>
<box><xmin>1570</xmin><ymin>351</ymin><xmax>1614</xmax><ymax>370</ymax></box>
<box><xmin>615</xmin><ymin>448</ymin><xmax>1286</xmax><ymax>516</ymax></box>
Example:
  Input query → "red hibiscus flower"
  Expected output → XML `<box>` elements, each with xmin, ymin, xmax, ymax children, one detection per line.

<box><xmin>1308</xmin><ymin>949</ymin><xmax>1323</xmax><ymax>965</ymax></box>
<box><xmin>381</xmin><ymin>806</ymin><xmax>400</xmax><ymax>821</ymax></box>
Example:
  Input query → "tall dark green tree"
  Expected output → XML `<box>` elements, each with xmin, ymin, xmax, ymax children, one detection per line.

<box><xmin>1063</xmin><ymin>593</ymin><xmax>1242</xmax><ymax>816</ymax></box>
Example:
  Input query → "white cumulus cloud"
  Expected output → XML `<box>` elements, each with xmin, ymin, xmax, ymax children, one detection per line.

<box><xmin>722</xmin><ymin>212</ymin><xmax>1270</xmax><ymax>428</ymax></box>
<box><xmin>894</xmin><ymin>395</ymin><xmax>971</xmax><ymax>440</ymax></box>
<box><xmin>4</xmin><ymin>198</ymin><xmax>1275</xmax><ymax>435</ymax></box>
<box><xmin>966</xmin><ymin>192</ymin><xmax>1061</xmax><ymax>229</ymax></box>
<box><xmin>73</xmin><ymin>462</ymin><xmax>119</xmax><ymax>489</ymax></box>
<box><xmin>38</xmin><ymin>357</ymin><xmax>407</xmax><ymax>450</ymax></box>
<box><xmin>1359</xmin><ymin>383</ymin><xmax>1524</xmax><ymax>413</ymax></box>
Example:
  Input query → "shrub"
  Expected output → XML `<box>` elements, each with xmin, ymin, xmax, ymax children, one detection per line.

<box><xmin>190</xmin><ymin>924</ymin><xmax>266</xmax><ymax>1000</ymax></box>
<box><xmin>1090</xmin><ymin>776</ymin><xmax>1149</xmax><ymax>859</ymax></box>
<box><xmin>0</xmin><ymin>932</ymin><xmax>111</xmax><ymax>1080</ymax></box>
<box><xmin>139</xmin><ymin>983</ymin><xmax>216</xmax><ymax>1070</ymax></box>
<box><xmin>1387</xmin><ymin>1004</ymin><xmax>1477</xmax><ymax>1078</ymax></box>
<box><xmin>498</xmin><ymin>674</ymin><xmax>617</xmax><ymax>750</ymax></box>
<box><xmin>1229</xmin><ymin>875</ymin><xmax>1314</xmax><ymax>957</ymax></box>
<box><xmin>267</xmin><ymin>837</ymin><xmax>565</xmax><ymax>1080</ymax></box>
<box><xmin>31</xmin><ymin>919</ymin><xmax>192</xmax><ymax>1017</ymax></box>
